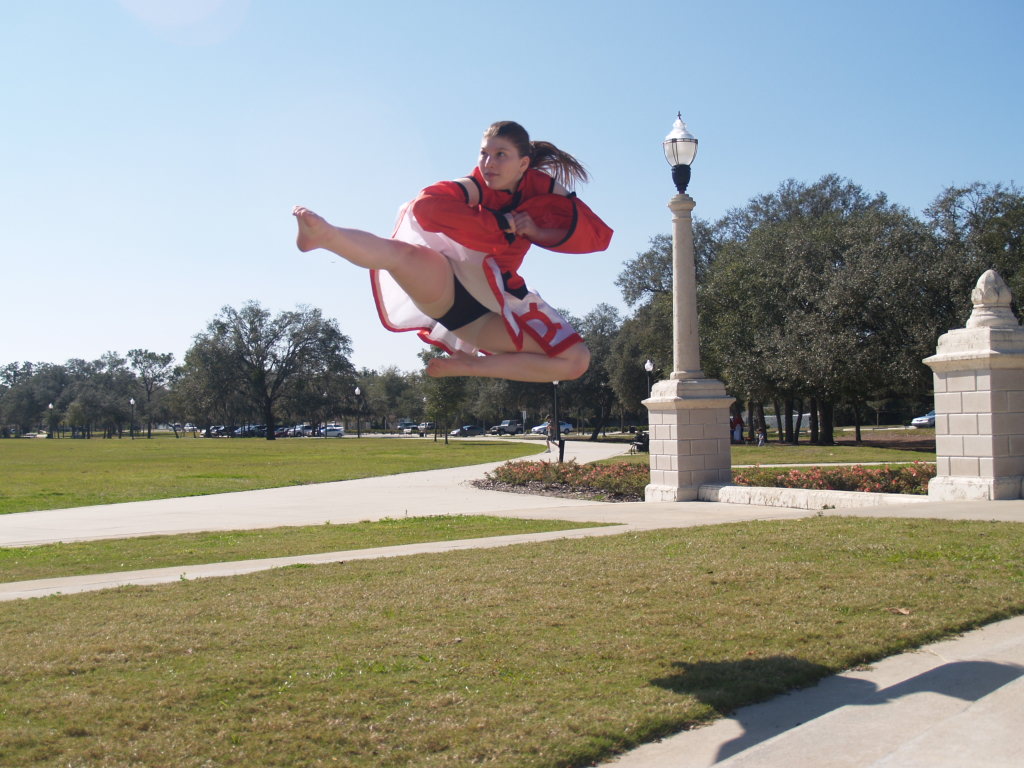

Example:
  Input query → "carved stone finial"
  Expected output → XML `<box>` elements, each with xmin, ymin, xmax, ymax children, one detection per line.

<box><xmin>966</xmin><ymin>270</ymin><xmax>1019</xmax><ymax>329</ymax></box>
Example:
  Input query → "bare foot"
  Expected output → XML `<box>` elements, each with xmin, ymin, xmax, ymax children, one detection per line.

<box><xmin>292</xmin><ymin>206</ymin><xmax>331</xmax><ymax>252</ymax></box>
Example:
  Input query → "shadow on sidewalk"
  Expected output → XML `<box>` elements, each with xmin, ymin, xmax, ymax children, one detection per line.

<box><xmin>652</xmin><ymin>656</ymin><xmax>1024</xmax><ymax>762</ymax></box>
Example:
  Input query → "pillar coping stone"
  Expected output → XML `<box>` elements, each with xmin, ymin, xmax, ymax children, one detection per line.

<box><xmin>925</xmin><ymin>271</ymin><xmax>1024</xmax><ymax>369</ymax></box>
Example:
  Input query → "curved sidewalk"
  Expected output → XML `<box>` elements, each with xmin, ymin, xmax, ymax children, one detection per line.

<box><xmin>0</xmin><ymin>438</ymin><xmax>631</xmax><ymax>547</ymax></box>
<box><xmin>0</xmin><ymin>438</ymin><xmax>813</xmax><ymax>599</ymax></box>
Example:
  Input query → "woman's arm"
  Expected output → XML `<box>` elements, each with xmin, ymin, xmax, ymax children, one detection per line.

<box><xmin>507</xmin><ymin>211</ymin><xmax>567</xmax><ymax>247</ymax></box>
<box><xmin>411</xmin><ymin>180</ymin><xmax>514</xmax><ymax>254</ymax></box>
<box><xmin>515</xmin><ymin>194</ymin><xmax>613</xmax><ymax>253</ymax></box>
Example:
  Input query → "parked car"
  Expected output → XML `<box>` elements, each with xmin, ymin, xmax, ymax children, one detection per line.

<box><xmin>396</xmin><ymin>420</ymin><xmax>418</xmax><ymax>434</ymax></box>
<box><xmin>530</xmin><ymin>420</ymin><xmax>572</xmax><ymax>435</ymax></box>
<box><xmin>487</xmin><ymin>419</ymin><xmax>523</xmax><ymax>435</ymax></box>
<box><xmin>323</xmin><ymin>424</ymin><xmax>345</xmax><ymax>438</ymax></box>
<box><xmin>450</xmin><ymin>424</ymin><xmax>484</xmax><ymax>437</ymax></box>
<box><xmin>417</xmin><ymin>422</ymin><xmax>436</xmax><ymax>436</ymax></box>
<box><xmin>911</xmin><ymin>410</ymin><xmax>936</xmax><ymax>428</ymax></box>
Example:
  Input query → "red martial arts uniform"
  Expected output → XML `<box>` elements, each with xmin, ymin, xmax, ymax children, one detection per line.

<box><xmin>371</xmin><ymin>167</ymin><xmax>613</xmax><ymax>357</ymax></box>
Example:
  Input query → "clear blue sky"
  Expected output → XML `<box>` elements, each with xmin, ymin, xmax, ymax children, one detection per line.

<box><xmin>3</xmin><ymin>0</ymin><xmax>1021</xmax><ymax>373</ymax></box>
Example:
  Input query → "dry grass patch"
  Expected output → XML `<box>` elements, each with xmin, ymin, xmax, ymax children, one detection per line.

<box><xmin>1</xmin><ymin>517</ymin><xmax>1022</xmax><ymax>767</ymax></box>
<box><xmin>0</xmin><ymin>516</ymin><xmax>612</xmax><ymax>582</ymax></box>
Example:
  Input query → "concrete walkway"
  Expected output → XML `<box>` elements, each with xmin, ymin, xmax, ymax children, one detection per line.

<box><xmin>2</xmin><ymin>438</ymin><xmax>1023</xmax><ymax>766</ymax></box>
<box><xmin>0</xmin><ymin>438</ymin><xmax>632</xmax><ymax>547</ymax></box>
<box><xmin>601</xmin><ymin>614</ymin><xmax>1024</xmax><ymax>768</ymax></box>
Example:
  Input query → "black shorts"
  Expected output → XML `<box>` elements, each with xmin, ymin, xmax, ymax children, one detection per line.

<box><xmin>433</xmin><ymin>275</ymin><xmax>491</xmax><ymax>331</ymax></box>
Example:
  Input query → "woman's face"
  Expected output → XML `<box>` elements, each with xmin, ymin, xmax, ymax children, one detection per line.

<box><xmin>478</xmin><ymin>136</ymin><xmax>530</xmax><ymax>191</ymax></box>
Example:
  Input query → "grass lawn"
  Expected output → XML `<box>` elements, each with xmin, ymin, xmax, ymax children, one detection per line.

<box><xmin>732</xmin><ymin>443</ymin><xmax>935</xmax><ymax>466</ymax></box>
<box><xmin>603</xmin><ymin>439</ymin><xmax>935</xmax><ymax>468</ymax></box>
<box><xmin>0</xmin><ymin>515</ymin><xmax>611</xmax><ymax>582</ymax></box>
<box><xmin>1</xmin><ymin>517</ymin><xmax>1021</xmax><ymax>767</ymax></box>
<box><xmin>0</xmin><ymin>437</ymin><xmax>542</xmax><ymax>516</ymax></box>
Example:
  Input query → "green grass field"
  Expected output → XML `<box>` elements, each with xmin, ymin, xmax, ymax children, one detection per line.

<box><xmin>603</xmin><ymin>442</ymin><xmax>935</xmax><ymax>467</ymax></box>
<box><xmin>1</xmin><ymin>517</ymin><xmax>1021</xmax><ymax>767</ymax></box>
<box><xmin>0</xmin><ymin>437</ymin><xmax>542</xmax><ymax>516</ymax></box>
<box><xmin>0</xmin><ymin>515</ymin><xmax>611</xmax><ymax>582</ymax></box>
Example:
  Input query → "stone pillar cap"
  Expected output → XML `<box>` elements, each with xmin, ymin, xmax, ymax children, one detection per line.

<box><xmin>966</xmin><ymin>270</ymin><xmax>1020</xmax><ymax>329</ymax></box>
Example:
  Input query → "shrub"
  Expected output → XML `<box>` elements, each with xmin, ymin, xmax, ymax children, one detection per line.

<box><xmin>483</xmin><ymin>459</ymin><xmax>649</xmax><ymax>499</ymax></box>
<box><xmin>732</xmin><ymin>462</ymin><xmax>935</xmax><ymax>495</ymax></box>
<box><xmin>484</xmin><ymin>460</ymin><xmax>935</xmax><ymax>500</ymax></box>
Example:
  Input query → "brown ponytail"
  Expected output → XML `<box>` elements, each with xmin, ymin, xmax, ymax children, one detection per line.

<box><xmin>483</xmin><ymin>121</ymin><xmax>591</xmax><ymax>189</ymax></box>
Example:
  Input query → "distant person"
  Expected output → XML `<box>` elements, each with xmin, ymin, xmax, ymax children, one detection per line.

<box><xmin>294</xmin><ymin>120</ymin><xmax>612</xmax><ymax>382</ymax></box>
<box><xmin>756</xmin><ymin>426</ymin><xmax>767</xmax><ymax>447</ymax></box>
<box><xmin>731</xmin><ymin>413</ymin><xmax>744</xmax><ymax>444</ymax></box>
<box><xmin>545</xmin><ymin>416</ymin><xmax>558</xmax><ymax>453</ymax></box>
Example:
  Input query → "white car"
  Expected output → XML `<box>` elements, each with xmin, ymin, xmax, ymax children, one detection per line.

<box><xmin>910</xmin><ymin>410</ymin><xmax>935</xmax><ymax>428</ymax></box>
<box><xmin>530</xmin><ymin>420</ymin><xmax>572</xmax><ymax>435</ymax></box>
<box><xmin>323</xmin><ymin>424</ymin><xmax>345</xmax><ymax>438</ymax></box>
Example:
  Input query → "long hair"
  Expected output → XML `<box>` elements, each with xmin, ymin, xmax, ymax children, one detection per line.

<box><xmin>483</xmin><ymin>120</ymin><xmax>590</xmax><ymax>189</ymax></box>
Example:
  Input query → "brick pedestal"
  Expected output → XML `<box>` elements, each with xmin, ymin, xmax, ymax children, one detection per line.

<box><xmin>644</xmin><ymin>378</ymin><xmax>733</xmax><ymax>502</ymax></box>
<box><xmin>924</xmin><ymin>270</ymin><xmax>1024</xmax><ymax>500</ymax></box>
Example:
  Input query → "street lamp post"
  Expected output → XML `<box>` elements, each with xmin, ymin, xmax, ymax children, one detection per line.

<box><xmin>664</xmin><ymin>113</ymin><xmax>703</xmax><ymax>378</ymax></box>
<box><xmin>47</xmin><ymin>403</ymin><xmax>54</xmax><ymax>439</ymax></box>
<box><xmin>643</xmin><ymin>114</ymin><xmax>734</xmax><ymax>502</ymax></box>
<box><xmin>354</xmin><ymin>387</ymin><xmax>362</xmax><ymax>438</ymax></box>
<box><xmin>551</xmin><ymin>380</ymin><xmax>564</xmax><ymax>463</ymax></box>
<box><xmin>129</xmin><ymin>398</ymin><xmax>136</xmax><ymax>440</ymax></box>
<box><xmin>644</xmin><ymin>359</ymin><xmax>654</xmax><ymax>397</ymax></box>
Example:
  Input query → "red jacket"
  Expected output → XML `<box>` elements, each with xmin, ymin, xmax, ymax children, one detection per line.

<box><xmin>410</xmin><ymin>167</ymin><xmax>612</xmax><ymax>291</ymax></box>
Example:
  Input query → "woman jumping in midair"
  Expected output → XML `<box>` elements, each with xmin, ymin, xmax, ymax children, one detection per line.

<box><xmin>293</xmin><ymin>120</ymin><xmax>612</xmax><ymax>382</ymax></box>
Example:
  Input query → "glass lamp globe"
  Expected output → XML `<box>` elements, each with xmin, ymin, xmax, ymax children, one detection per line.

<box><xmin>663</xmin><ymin>112</ymin><xmax>698</xmax><ymax>167</ymax></box>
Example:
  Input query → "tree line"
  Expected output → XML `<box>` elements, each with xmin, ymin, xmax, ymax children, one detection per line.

<box><xmin>614</xmin><ymin>177</ymin><xmax>1024</xmax><ymax>443</ymax></box>
<box><xmin>0</xmin><ymin>300</ymin><xmax>631</xmax><ymax>440</ymax></box>
<box><xmin>3</xmin><ymin>177</ymin><xmax>1020</xmax><ymax>443</ymax></box>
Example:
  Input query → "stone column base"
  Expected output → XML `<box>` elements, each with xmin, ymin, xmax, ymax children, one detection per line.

<box><xmin>928</xmin><ymin>475</ymin><xmax>1022</xmax><ymax>501</ymax></box>
<box><xmin>646</xmin><ymin>483</ymin><xmax>700</xmax><ymax>502</ymax></box>
<box><xmin>643</xmin><ymin>377</ymin><xmax>733</xmax><ymax>503</ymax></box>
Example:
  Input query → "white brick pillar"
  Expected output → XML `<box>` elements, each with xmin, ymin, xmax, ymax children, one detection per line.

<box><xmin>643</xmin><ymin>192</ymin><xmax>733</xmax><ymax>502</ymax></box>
<box><xmin>645</xmin><ymin>379</ymin><xmax>733</xmax><ymax>501</ymax></box>
<box><xmin>924</xmin><ymin>270</ymin><xmax>1024</xmax><ymax>500</ymax></box>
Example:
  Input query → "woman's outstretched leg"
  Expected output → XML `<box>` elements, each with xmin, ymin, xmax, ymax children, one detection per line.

<box><xmin>293</xmin><ymin>206</ymin><xmax>454</xmax><ymax>318</ymax></box>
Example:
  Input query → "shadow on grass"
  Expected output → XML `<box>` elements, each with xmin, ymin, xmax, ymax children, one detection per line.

<box><xmin>652</xmin><ymin>656</ymin><xmax>1023</xmax><ymax>762</ymax></box>
<box><xmin>652</xmin><ymin>655</ymin><xmax>834</xmax><ymax>714</ymax></box>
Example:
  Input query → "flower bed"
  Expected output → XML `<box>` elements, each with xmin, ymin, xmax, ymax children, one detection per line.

<box><xmin>477</xmin><ymin>459</ymin><xmax>648</xmax><ymax>502</ymax></box>
<box><xmin>732</xmin><ymin>462</ymin><xmax>935</xmax><ymax>495</ymax></box>
<box><xmin>477</xmin><ymin>460</ymin><xmax>936</xmax><ymax>501</ymax></box>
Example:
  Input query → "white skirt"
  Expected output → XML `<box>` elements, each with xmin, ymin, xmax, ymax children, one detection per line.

<box><xmin>370</xmin><ymin>201</ymin><xmax>583</xmax><ymax>357</ymax></box>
